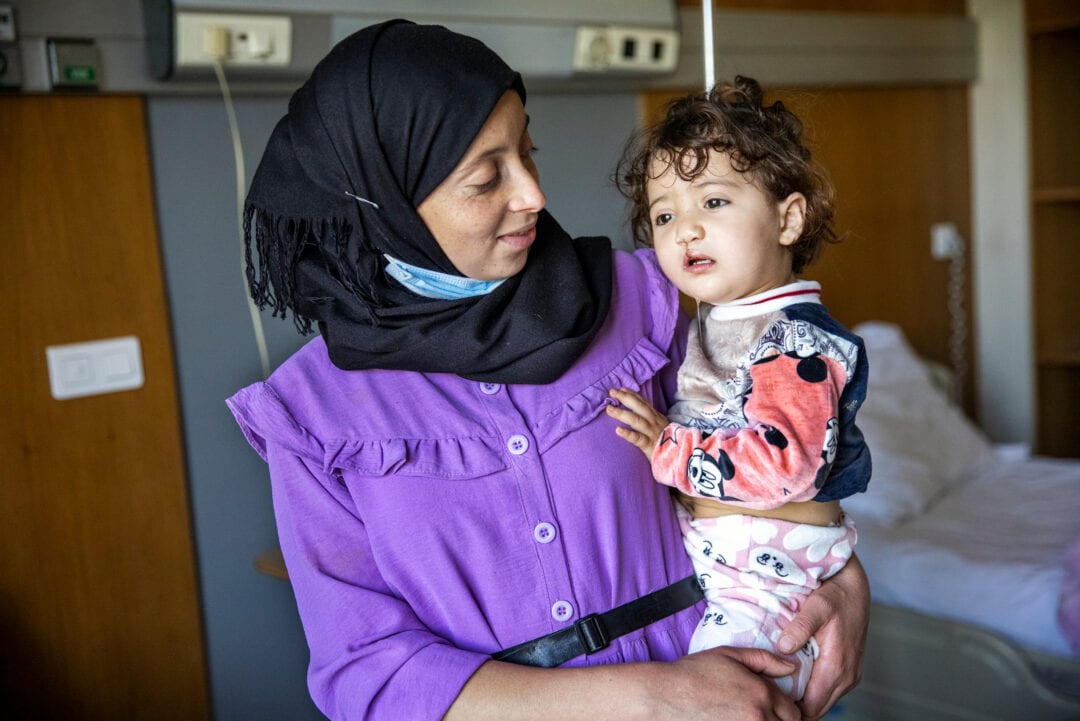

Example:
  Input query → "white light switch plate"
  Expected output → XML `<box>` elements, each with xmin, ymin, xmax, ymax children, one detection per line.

<box><xmin>46</xmin><ymin>336</ymin><xmax>144</xmax><ymax>400</ymax></box>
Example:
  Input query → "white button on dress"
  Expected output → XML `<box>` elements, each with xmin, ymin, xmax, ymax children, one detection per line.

<box><xmin>533</xmin><ymin>522</ymin><xmax>556</xmax><ymax>544</ymax></box>
<box><xmin>506</xmin><ymin>434</ymin><xmax>529</xmax><ymax>455</ymax></box>
<box><xmin>551</xmin><ymin>600</ymin><xmax>574</xmax><ymax>621</ymax></box>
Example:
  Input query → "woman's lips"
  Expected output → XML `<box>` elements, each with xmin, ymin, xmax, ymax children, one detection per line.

<box><xmin>499</xmin><ymin>223</ymin><xmax>537</xmax><ymax>249</ymax></box>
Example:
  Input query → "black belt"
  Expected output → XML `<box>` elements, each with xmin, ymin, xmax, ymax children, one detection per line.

<box><xmin>491</xmin><ymin>574</ymin><xmax>704</xmax><ymax>668</ymax></box>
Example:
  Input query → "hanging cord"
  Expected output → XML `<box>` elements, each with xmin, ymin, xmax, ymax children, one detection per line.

<box><xmin>946</xmin><ymin>242</ymin><xmax>967</xmax><ymax>406</ymax></box>
<box><xmin>211</xmin><ymin>57</ymin><xmax>272</xmax><ymax>380</ymax></box>
<box><xmin>702</xmin><ymin>0</ymin><xmax>715</xmax><ymax>92</ymax></box>
<box><xmin>932</xmin><ymin>223</ymin><xmax>967</xmax><ymax>405</ymax></box>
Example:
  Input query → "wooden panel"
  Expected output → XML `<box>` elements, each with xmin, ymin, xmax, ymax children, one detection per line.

<box><xmin>0</xmin><ymin>96</ymin><xmax>210</xmax><ymax>720</ymax></box>
<box><xmin>1028</xmin><ymin>1</ymin><xmax>1080</xmax><ymax>456</ymax></box>
<box><xmin>1028</xmin><ymin>28</ymin><xmax>1080</xmax><ymax>188</ymax></box>
<box><xmin>1035</xmin><ymin>366</ymin><xmax>1080</xmax><ymax>457</ymax></box>
<box><xmin>642</xmin><ymin>84</ymin><xmax>974</xmax><ymax>412</ymax></box>
<box><xmin>1033</xmin><ymin>202</ymin><xmax>1080</xmax><ymax>362</ymax></box>
<box><xmin>677</xmin><ymin>0</ymin><xmax>966</xmax><ymax>14</ymax></box>
<box><xmin>1027</xmin><ymin>0</ymin><xmax>1080</xmax><ymax>31</ymax></box>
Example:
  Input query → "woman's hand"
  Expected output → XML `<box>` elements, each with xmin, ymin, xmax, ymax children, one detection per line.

<box><xmin>777</xmin><ymin>554</ymin><xmax>870</xmax><ymax>720</ymax></box>
<box><xmin>606</xmin><ymin>387</ymin><xmax>668</xmax><ymax>459</ymax></box>
<box><xmin>641</xmin><ymin>646</ymin><xmax>803</xmax><ymax>721</ymax></box>
<box><xmin>448</xmin><ymin>645</ymin><xmax>802</xmax><ymax>721</ymax></box>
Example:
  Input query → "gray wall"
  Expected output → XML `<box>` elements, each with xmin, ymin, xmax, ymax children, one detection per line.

<box><xmin>147</xmin><ymin>89</ymin><xmax>639</xmax><ymax>721</ymax></box>
<box><xmin>148</xmin><ymin>94</ymin><xmax>313</xmax><ymax>721</ymax></box>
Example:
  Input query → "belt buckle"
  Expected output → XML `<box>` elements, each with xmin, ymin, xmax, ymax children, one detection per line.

<box><xmin>574</xmin><ymin>613</ymin><xmax>609</xmax><ymax>654</ymax></box>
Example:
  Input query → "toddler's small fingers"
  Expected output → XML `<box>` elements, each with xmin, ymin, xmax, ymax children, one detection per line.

<box><xmin>610</xmin><ymin>388</ymin><xmax>650</xmax><ymax>412</ymax></box>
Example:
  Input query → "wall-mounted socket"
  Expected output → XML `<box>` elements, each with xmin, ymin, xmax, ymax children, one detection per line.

<box><xmin>175</xmin><ymin>11</ymin><xmax>291</xmax><ymax>67</ymax></box>
<box><xmin>573</xmin><ymin>25</ymin><xmax>679</xmax><ymax>74</ymax></box>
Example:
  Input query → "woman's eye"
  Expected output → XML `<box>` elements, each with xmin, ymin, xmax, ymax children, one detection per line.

<box><xmin>654</xmin><ymin>212</ymin><xmax>673</xmax><ymax>227</ymax></box>
<box><xmin>705</xmin><ymin>197</ymin><xmax>727</xmax><ymax>209</ymax></box>
<box><xmin>472</xmin><ymin>175</ymin><xmax>500</xmax><ymax>193</ymax></box>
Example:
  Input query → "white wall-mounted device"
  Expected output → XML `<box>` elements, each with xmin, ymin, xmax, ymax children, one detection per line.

<box><xmin>46</xmin><ymin>336</ymin><xmax>145</xmax><ymax>401</ymax></box>
<box><xmin>174</xmin><ymin>11</ymin><xmax>291</xmax><ymax>67</ymax></box>
<box><xmin>572</xmin><ymin>25</ymin><xmax>679</xmax><ymax>74</ymax></box>
<box><xmin>141</xmin><ymin>0</ymin><xmax>681</xmax><ymax>90</ymax></box>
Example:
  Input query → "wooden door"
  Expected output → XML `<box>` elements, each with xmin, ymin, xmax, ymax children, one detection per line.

<box><xmin>0</xmin><ymin>95</ymin><xmax>210</xmax><ymax>720</ymax></box>
<box><xmin>775</xmin><ymin>84</ymin><xmax>973</xmax><ymax>409</ymax></box>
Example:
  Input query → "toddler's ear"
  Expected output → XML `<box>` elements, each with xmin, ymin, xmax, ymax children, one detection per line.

<box><xmin>778</xmin><ymin>192</ymin><xmax>807</xmax><ymax>247</ymax></box>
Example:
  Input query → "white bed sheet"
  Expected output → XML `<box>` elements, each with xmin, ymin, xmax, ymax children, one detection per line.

<box><xmin>855</xmin><ymin>453</ymin><xmax>1080</xmax><ymax>659</ymax></box>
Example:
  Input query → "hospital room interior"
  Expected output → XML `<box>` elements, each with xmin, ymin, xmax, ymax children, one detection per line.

<box><xmin>2</xmin><ymin>0</ymin><xmax>1078</xmax><ymax>719</ymax></box>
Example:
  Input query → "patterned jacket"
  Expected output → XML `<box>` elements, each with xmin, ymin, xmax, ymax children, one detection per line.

<box><xmin>655</xmin><ymin>281</ymin><xmax>872</xmax><ymax>510</ymax></box>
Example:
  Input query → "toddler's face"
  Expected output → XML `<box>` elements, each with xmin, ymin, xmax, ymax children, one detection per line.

<box><xmin>645</xmin><ymin>150</ymin><xmax>804</xmax><ymax>305</ymax></box>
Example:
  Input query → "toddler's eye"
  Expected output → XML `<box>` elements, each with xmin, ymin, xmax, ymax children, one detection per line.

<box><xmin>654</xmin><ymin>212</ymin><xmax>673</xmax><ymax>227</ymax></box>
<box><xmin>705</xmin><ymin>198</ymin><xmax>727</xmax><ymax>209</ymax></box>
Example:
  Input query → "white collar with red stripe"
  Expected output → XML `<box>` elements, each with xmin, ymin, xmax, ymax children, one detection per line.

<box><xmin>706</xmin><ymin>280</ymin><xmax>822</xmax><ymax>322</ymax></box>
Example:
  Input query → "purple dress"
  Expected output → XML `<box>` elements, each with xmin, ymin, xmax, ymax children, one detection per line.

<box><xmin>228</xmin><ymin>249</ymin><xmax>700</xmax><ymax>721</ymax></box>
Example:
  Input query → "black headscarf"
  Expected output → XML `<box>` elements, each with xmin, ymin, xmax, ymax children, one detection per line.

<box><xmin>243</xmin><ymin>19</ymin><xmax>612</xmax><ymax>384</ymax></box>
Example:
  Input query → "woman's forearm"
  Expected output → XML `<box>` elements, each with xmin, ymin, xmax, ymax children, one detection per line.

<box><xmin>445</xmin><ymin>660</ymin><xmax>651</xmax><ymax>721</ymax></box>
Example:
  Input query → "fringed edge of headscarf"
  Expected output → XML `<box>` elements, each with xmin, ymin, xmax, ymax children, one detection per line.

<box><xmin>243</xmin><ymin>205</ymin><xmax>383</xmax><ymax>334</ymax></box>
<box><xmin>243</xmin><ymin>204</ymin><xmax>312</xmax><ymax>334</ymax></box>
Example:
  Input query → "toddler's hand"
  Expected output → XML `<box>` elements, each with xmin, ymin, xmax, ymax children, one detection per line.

<box><xmin>606</xmin><ymin>388</ymin><xmax>668</xmax><ymax>459</ymax></box>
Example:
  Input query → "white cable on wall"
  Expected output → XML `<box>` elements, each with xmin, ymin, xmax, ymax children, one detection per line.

<box><xmin>212</xmin><ymin>58</ymin><xmax>271</xmax><ymax>380</ymax></box>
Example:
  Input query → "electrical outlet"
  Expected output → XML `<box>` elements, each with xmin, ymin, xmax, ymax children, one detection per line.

<box><xmin>573</xmin><ymin>26</ymin><xmax>679</xmax><ymax>74</ymax></box>
<box><xmin>174</xmin><ymin>11</ymin><xmax>291</xmax><ymax>67</ymax></box>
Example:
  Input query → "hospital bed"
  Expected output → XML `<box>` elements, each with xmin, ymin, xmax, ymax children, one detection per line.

<box><xmin>833</xmin><ymin>322</ymin><xmax>1080</xmax><ymax>720</ymax></box>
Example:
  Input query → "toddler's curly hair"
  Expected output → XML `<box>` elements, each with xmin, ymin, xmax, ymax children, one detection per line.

<box><xmin>615</xmin><ymin>76</ymin><xmax>837</xmax><ymax>274</ymax></box>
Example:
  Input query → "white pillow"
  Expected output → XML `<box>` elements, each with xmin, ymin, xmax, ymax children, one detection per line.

<box><xmin>842</xmin><ymin>322</ymin><xmax>996</xmax><ymax>526</ymax></box>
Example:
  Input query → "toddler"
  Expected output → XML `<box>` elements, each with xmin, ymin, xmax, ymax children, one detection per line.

<box><xmin>606</xmin><ymin>76</ymin><xmax>872</xmax><ymax>699</ymax></box>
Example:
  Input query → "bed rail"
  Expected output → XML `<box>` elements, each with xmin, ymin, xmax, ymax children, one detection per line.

<box><xmin>834</xmin><ymin>604</ymin><xmax>1080</xmax><ymax>720</ymax></box>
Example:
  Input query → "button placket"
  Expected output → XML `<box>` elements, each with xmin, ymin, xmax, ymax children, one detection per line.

<box><xmin>480</xmin><ymin>388</ymin><xmax>577</xmax><ymax>632</ymax></box>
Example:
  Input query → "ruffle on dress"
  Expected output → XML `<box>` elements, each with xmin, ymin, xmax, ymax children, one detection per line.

<box><xmin>227</xmin><ymin>332</ymin><xmax>673</xmax><ymax>483</ymax></box>
<box><xmin>531</xmin><ymin>335</ymin><xmax>672</xmax><ymax>454</ymax></box>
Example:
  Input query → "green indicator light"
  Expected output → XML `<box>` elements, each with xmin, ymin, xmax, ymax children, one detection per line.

<box><xmin>64</xmin><ymin>65</ymin><xmax>96</xmax><ymax>82</ymax></box>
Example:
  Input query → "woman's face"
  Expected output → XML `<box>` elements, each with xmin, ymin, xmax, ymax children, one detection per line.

<box><xmin>417</xmin><ymin>91</ymin><xmax>546</xmax><ymax>280</ymax></box>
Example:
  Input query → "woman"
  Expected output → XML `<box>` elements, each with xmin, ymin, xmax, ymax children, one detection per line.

<box><xmin>227</xmin><ymin>19</ymin><xmax>868</xmax><ymax>721</ymax></box>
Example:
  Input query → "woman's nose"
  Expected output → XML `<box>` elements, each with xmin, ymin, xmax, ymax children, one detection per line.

<box><xmin>508</xmin><ymin>164</ymin><xmax>546</xmax><ymax>213</ymax></box>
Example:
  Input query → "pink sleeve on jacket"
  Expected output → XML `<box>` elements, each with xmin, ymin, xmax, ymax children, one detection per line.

<box><xmin>652</xmin><ymin>351</ymin><xmax>846</xmax><ymax>510</ymax></box>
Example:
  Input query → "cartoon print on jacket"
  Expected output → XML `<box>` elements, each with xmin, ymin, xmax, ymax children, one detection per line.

<box><xmin>653</xmin><ymin>348</ymin><xmax>848</xmax><ymax>510</ymax></box>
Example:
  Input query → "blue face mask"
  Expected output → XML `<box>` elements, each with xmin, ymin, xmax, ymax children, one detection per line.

<box><xmin>383</xmin><ymin>255</ymin><xmax>506</xmax><ymax>300</ymax></box>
